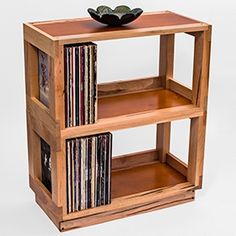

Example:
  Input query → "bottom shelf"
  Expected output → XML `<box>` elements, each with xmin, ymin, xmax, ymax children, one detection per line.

<box><xmin>31</xmin><ymin>151</ymin><xmax>195</xmax><ymax>231</ymax></box>
<box><xmin>112</xmin><ymin>162</ymin><xmax>187</xmax><ymax>199</ymax></box>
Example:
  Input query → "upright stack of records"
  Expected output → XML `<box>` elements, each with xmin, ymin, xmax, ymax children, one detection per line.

<box><xmin>64</xmin><ymin>43</ymin><xmax>97</xmax><ymax>127</ymax></box>
<box><xmin>66</xmin><ymin>132</ymin><xmax>112</xmax><ymax>213</ymax></box>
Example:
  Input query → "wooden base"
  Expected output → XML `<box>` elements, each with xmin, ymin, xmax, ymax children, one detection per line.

<box><xmin>59</xmin><ymin>190</ymin><xmax>194</xmax><ymax>231</ymax></box>
<box><xmin>35</xmin><ymin>180</ymin><xmax>195</xmax><ymax>232</ymax></box>
<box><xmin>31</xmin><ymin>150</ymin><xmax>196</xmax><ymax>232</ymax></box>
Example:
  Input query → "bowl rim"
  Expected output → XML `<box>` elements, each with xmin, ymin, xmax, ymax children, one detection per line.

<box><xmin>88</xmin><ymin>5</ymin><xmax>143</xmax><ymax>18</ymax></box>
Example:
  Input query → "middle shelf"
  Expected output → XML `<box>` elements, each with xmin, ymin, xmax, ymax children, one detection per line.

<box><xmin>62</xmin><ymin>86</ymin><xmax>202</xmax><ymax>139</ymax></box>
<box><xmin>27</xmin><ymin>76</ymin><xmax>203</xmax><ymax>144</ymax></box>
<box><xmin>99</xmin><ymin>89</ymin><xmax>191</xmax><ymax>118</ymax></box>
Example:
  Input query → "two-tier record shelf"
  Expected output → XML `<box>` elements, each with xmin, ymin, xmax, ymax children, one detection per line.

<box><xmin>23</xmin><ymin>11</ymin><xmax>211</xmax><ymax>231</ymax></box>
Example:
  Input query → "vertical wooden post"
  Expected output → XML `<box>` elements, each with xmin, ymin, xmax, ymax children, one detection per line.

<box><xmin>187</xmin><ymin>27</ymin><xmax>212</xmax><ymax>187</ymax></box>
<box><xmin>24</xmin><ymin>41</ymin><xmax>39</xmax><ymax>99</ymax></box>
<box><xmin>26</xmin><ymin>113</ymin><xmax>41</xmax><ymax>179</ymax></box>
<box><xmin>157</xmin><ymin>34</ymin><xmax>175</xmax><ymax>162</ymax></box>
<box><xmin>24</xmin><ymin>41</ymin><xmax>41</xmax><ymax>179</ymax></box>
<box><xmin>49</xmin><ymin>43</ymin><xmax>65</xmax><ymax>128</ymax></box>
<box><xmin>51</xmin><ymin>145</ymin><xmax>67</xmax><ymax>212</ymax></box>
<box><xmin>49</xmin><ymin>43</ymin><xmax>67</xmax><ymax>212</ymax></box>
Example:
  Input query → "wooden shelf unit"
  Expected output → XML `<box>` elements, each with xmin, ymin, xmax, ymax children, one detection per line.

<box><xmin>24</xmin><ymin>11</ymin><xmax>211</xmax><ymax>231</ymax></box>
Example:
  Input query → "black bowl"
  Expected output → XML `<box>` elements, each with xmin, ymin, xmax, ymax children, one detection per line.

<box><xmin>87</xmin><ymin>5</ymin><xmax>143</xmax><ymax>26</ymax></box>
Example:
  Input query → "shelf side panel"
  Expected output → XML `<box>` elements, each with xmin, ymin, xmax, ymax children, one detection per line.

<box><xmin>188</xmin><ymin>27</ymin><xmax>212</xmax><ymax>187</ymax></box>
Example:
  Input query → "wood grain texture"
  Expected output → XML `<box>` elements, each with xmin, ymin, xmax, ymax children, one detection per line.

<box><xmin>166</xmin><ymin>152</ymin><xmax>188</xmax><ymax>176</ymax></box>
<box><xmin>99</xmin><ymin>89</ymin><xmax>191</xmax><ymax>119</ymax></box>
<box><xmin>159</xmin><ymin>34</ymin><xmax>175</xmax><ymax>88</ymax></box>
<box><xmin>98</xmin><ymin>76</ymin><xmax>163</xmax><ymax>98</ymax></box>
<box><xmin>36</xmin><ymin>196</ymin><xmax>60</xmax><ymax>229</ymax></box>
<box><xmin>168</xmin><ymin>78</ymin><xmax>192</xmax><ymax>100</ymax></box>
<box><xmin>112</xmin><ymin>162</ymin><xmax>186</xmax><ymax>198</ymax></box>
<box><xmin>157</xmin><ymin>34</ymin><xmax>175</xmax><ymax>162</ymax></box>
<box><xmin>188</xmin><ymin>27</ymin><xmax>211</xmax><ymax>188</ymax></box>
<box><xmin>30</xmin><ymin>176</ymin><xmax>62</xmax><ymax>219</ymax></box>
<box><xmin>49</xmin><ymin>44</ymin><xmax>65</xmax><ymax>128</ymax></box>
<box><xmin>51</xmin><ymin>148</ymin><xmax>67</xmax><ymax>209</ymax></box>
<box><xmin>61</xmin><ymin>104</ymin><xmax>203</xmax><ymax>139</ymax></box>
<box><xmin>24</xmin><ymin>23</ymin><xmax>56</xmax><ymax>57</ymax></box>
<box><xmin>24</xmin><ymin>41</ymin><xmax>39</xmax><ymax>98</ymax></box>
<box><xmin>47</xmin><ymin>43</ymin><xmax>66</xmax><ymax>210</ymax></box>
<box><xmin>59</xmin><ymin>190</ymin><xmax>194</xmax><ymax>231</ymax></box>
<box><xmin>112</xmin><ymin>149</ymin><xmax>159</xmax><ymax>171</ymax></box>
<box><xmin>156</xmin><ymin>123</ymin><xmax>171</xmax><ymax>163</ymax></box>
<box><xmin>63</xmin><ymin>181</ymin><xmax>195</xmax><ymax>221</ymax></box>
<box><xmin>187</xmin><ymin>116</ymin><xmax>207</xmax><ymax>188</ymax></box>
<box><xmin>27</xmin><ymin>97</ymin><xmax>61</xmax><ymax>152</ymax></box>
<box><xmin>192</xmin><ymin>31</ymin><xmax>204</xmax><ymax>105</ymax></box>
<box><xmin>26</xmin><ymin>113</ymin><xmax>41</xmax><ymax>179</ymax></box>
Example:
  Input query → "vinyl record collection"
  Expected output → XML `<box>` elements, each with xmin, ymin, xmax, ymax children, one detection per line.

<box><xmin>66</xmin><ymin>133</ymin><xmax>112</xmax><ymax>213</ymax></box>
<box><xmin>39</xmin><ymin>42</ymin><xmax>113</xmax><ymax>213</ymax></box>
<box><xmin>64</xmin><ymin>42</ymin><xmax>97</xmax><ymax>127</ymax></box>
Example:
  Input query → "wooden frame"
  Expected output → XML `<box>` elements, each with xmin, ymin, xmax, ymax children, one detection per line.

<box><xmin>23</xmin><ymin>11</ymin><xmax>211</xmax><ymax>231</ymax></box>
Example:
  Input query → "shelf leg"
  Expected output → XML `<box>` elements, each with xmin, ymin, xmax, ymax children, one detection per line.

<box><xmin>187</xmin><ymin>27</ymin><xmax>212</xmax><ymax>187</ymax></box>
<box><xmin>24</xmin><ymin>41</ymin><xmax>41</xmax><ymax>180</ymax></box>
<box><xmin>26</xmin><ymin>113</ymin><xmax>41</xmax><ymax>180</ymax></box>
<box><xmin>49</xmin><ymin>43</ymin><xmax>67</xmax><ymax>212</ymax></box>
<box><xmin>157</xmin><ymin>123</ymin><xmax>171</xmax><ymax>163</ymax></box>
<box><xmin>51</xmin><ymin>142</ymin><xmax>67</xmax><ymax>214</ymax></box>
<box><xmin>157</xmin><ymin>34</ymin><xmax>175</xmax><ymax>162</ymax></box>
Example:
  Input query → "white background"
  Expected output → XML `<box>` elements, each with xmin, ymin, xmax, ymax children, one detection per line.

<box><xmin>1</xmin><ymin>0</ymin><xmax>236</xmax><ymax>235</ymax></box>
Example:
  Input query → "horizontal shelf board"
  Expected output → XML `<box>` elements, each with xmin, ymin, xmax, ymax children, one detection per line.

<box><xmin>61</xmin><ymin>89</ymin><xmax>203</xmax><ymax>139</ymax></box>
<box><xmin>63</xmin><ymin>180</ymin><xmax>194</xmax><ymax>222</ymax></box>
<box><xmin>98</xmin><ymin>76</ymin><xmax>163</xmax><ymax>98</ymax></box>
<box><xmin>112</xmin><ymin>149</ymin><xmax>159</xmax><ymax>171</ymax></box>
<box><xmin>60</xmin><ymin>189</ymin><xmax>194</xmax><ymax>230</ymax></box>
<box><xmin>62</xmin><ymin>150</ymin><xmax>190</xmax><ymax>223</ymax></box>
<box><xmin>112</xmin><ymin>162</ymin><xmax>186</xmax><ymax>199</ymax></box>
<box><xmin>98</xmin><ymin>89</ymin><xmax>191</xmax><ymax>119</ymax></box>
<box><xmin>62</xmin><ymin>105</ymin><xmax>202</xmax><ymax>139</ymax></box>
<box><xmin>30</xmin><ymin>11</ymin><xmax>208</xmax><ymax>44</ymax></box>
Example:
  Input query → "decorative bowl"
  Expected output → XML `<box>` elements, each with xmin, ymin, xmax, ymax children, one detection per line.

<box><xmin>87</xmin><ymin>5</ymin><xmax>143</xmax><ymax>26</ymax></box>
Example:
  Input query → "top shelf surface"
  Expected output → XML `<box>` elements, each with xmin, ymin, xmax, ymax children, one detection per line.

<box><xmin>29</xmin><ymin>11</ymin><xmax>209</xmax><ymax>44</ymax></box>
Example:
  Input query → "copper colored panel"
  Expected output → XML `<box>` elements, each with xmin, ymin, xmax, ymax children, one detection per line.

<box><xmin>34</xmin><ymin>12</ymin><xmax>199</xmax><ymax>37</ymax></box>
<box><xmin>98</xmin><ymin>89</ymin><xmax>191</xmax><ymax>119</ymax></box>
<box><xmin>112</xmin><ymin>162</ymin><xmax>186</xmax><ymax>198</ymax></box>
